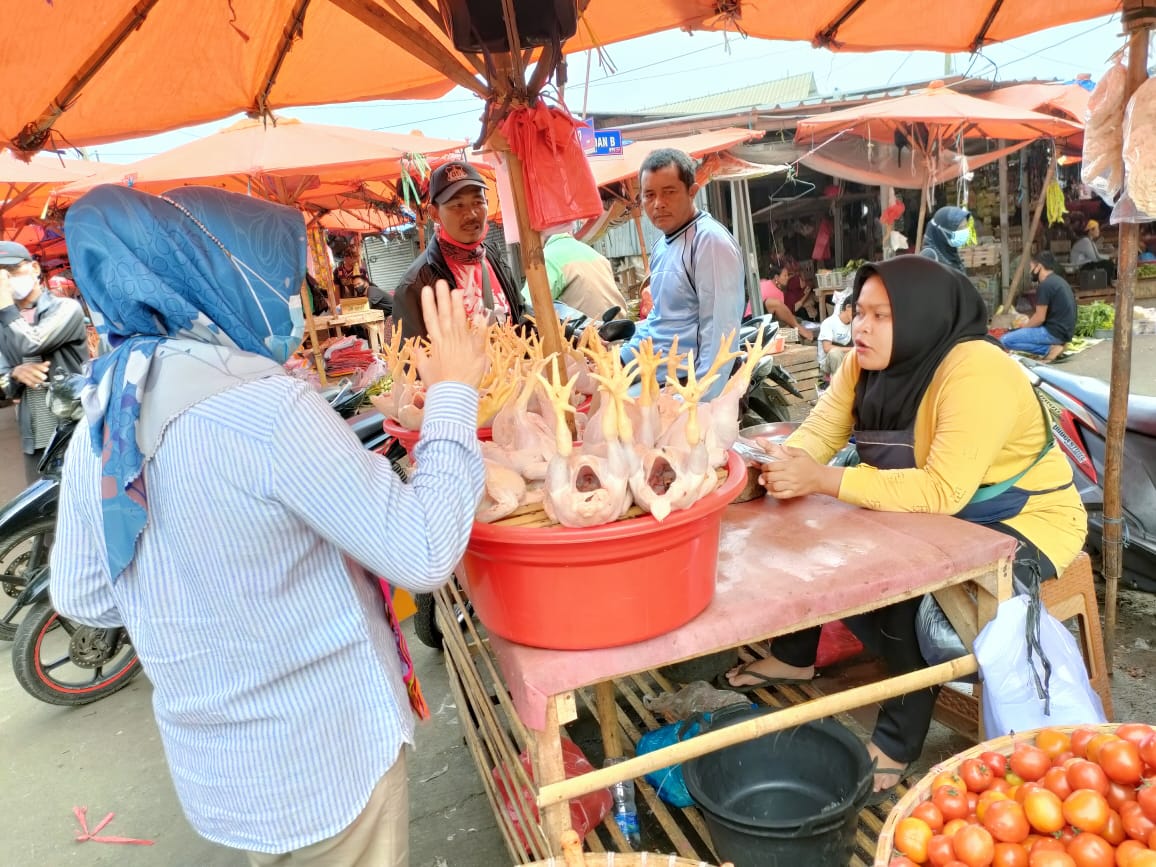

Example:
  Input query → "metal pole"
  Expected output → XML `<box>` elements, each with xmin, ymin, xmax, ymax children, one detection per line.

<box><xmin>998</xmin><ymin>144</ymin><xmax>1011</xmax><ymax>295</ymax></box>
<box><xmin>1102</xmin><ymin>9</ymin><xmax>1152</xmax><ymax>669</ymax></box>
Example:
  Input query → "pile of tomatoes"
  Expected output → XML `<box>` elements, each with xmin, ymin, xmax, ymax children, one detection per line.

<box><xmin>886</xmin><ymin>724</ymin><xmax>1156</xmax><ymax>867</ymax></box>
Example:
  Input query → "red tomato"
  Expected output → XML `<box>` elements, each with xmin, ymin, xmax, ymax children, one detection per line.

<box><xmin>1070</xmin><ymin>729</ymin><xmax>1100</xmax><ymax>759</ymax></box>
<box><xmin>944</xmin><ymin>818</ymin><xmax>971</xmax><ymax>837</ymax></box>
<box><xmin>982</xmin><ymin>799</ymin><xmax>1030</xmax><ymax>843</ymax></box>
<box><xmin>982</xmin><ymin>751</ymin><xmax>1010</xmax><ymax>778</ymax></box>
<box><xmin>1107</xmin><ymin>781</ymin><xmax>1137</xmax><ymax>812</ymax></box>
<box><xmin>953</xmin><ymin>824</ymin><xmax>995</xmax><ymax>867</ymax></box>
<box><xmin>1086</xmin><ymin>734</ymin><xmax>1121</xmax><ymax>765</ymax></box>
<box><xmin>1067</xmin><ymin>760</ymin><xmax>1111</xmax><ymax>796</ymax></box>
<box><xmin>967</xmin><ymin>791</ymin><xmax>980</xmax><ymax>814</ymax></box>
<box><xmin>1043</xmin><ymin>767</ymin><xmax>1073</xmax><ymax>801</ymax></box>
<box><xmin>1064</xmin><ymin>832</ymin><xmax>1114</xmax><ymax>867</ymax></box>
<box><xmin>935</xmin><ymin>786</ymin><xmax>973</xmax><ymax>822</ymax></box>
<box><xmin>1115</xmin><ymin>724</ymin><xmax>1155</xmax><ymax>751</ymax></box>
<box><xmin>1100</xmin><ymin>740</ymin><xmax>1144</xmax><ymax>786</ymax></box>
<box><xmin>1063</xmin><ymin>789</ymin><xmax>1110</xmax><ymax>835</ymax></box>
<box><xmin>913</xmin><ymin>800</ymin><xmax>947</xmax><ymax>832</ymax></box>
<box><xmin>1119</xmin><ymin>800</ymin><xmax>1156</xmax><ymax>841</ymax></box>
<box><xmin>1017</xmin><ymin>783</ymin><xmax>1044</xmax><ymax>805</ymax></box>
<box><xmin>978</xmin><ymin>791</ymin><xmax>1011</xmax><ymax>822</ymax></box>
<box><xmin>1028</xmin><ymin>851</ymin><xmax>1075</xmax><ymax>867</ymax></box>
<box><xmin>1036</xmin><ymin>730</ymin><xmax>1073</xmax><ymax>762</ymax></box>
<box><xmin>1134</xmin><ymin>779</ymin><xmax>1156</xmax><ymax>822</ymax></box>
<box><xmin>895</xmin><ymin>817</ymin><xmax>934</xmax><ymax>863</ymax></box>
<box><xmin>1127</xmin><ymin>851</ymin><xmax>1156</xmax><ymax>867</ymax></box>
<box><xmin>890</xmin><ymin>858</ymin><xmax>920</xmax><ymax>867</ymax></box>
<box><xmin>1023</xmin><ymin>789</ymin><xmax>1066</xmax><ymax>834</ymax></box>
<box><xmin>993</xmin><ymin>842</ymin><xmax>1029</xmax><ymax>867</ymax></box>
<box><xmin>1115</xmin><ymin>839</ymin><xmax>1146</xmax><ymax>866</ymax></box>
<box><xmin>1102</xmin><ymin>808</ymin><xmax>1126</xmax><ymax>845</ymax></box>
<box><xmin>934</xmin><ymin>772</ymin><xmax>967</xmax><ymax>792</ymax></box>
<box><xmin>1011</xmin><ymin>746</ymin><xmax>1052</xmax><ymax>782</ymax></box>
<box><xmin>962</xmin><ymin>758</ymin><xmax>997</xmax><ymax>793</ymax></box>
<box><xmin>928</xmin><ymin>833</ymin><xmax>957</xmax><ymax>866</ymax></box>
<box><xmin>1139</xmin><ymin>733</ymin><xmax>1156</xmax><ymax>769</ymax></box>
<box><xmin>990</xmin><ymin>779</ymin><xmax>1014</xmax><ymax>796</ymax></box>
<box><xmin>1030</xmin><ymin>837</ymin><xmax>1067</xmax><ymax>854</ymax></box>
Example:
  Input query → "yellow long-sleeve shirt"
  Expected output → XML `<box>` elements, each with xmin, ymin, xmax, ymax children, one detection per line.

<box><xmin>786</xmin><ymin>340</ymin><xmax>1087</xmax><ymax>573</ymax></box>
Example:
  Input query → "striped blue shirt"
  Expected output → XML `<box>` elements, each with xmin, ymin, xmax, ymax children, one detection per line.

<box><xmin>50</xmin><ymin>375</ymin><xmax>483</xmax><ymax>853</ymax></box>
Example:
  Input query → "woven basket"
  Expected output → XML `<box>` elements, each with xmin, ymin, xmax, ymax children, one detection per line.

<box><xmin>873</xmin><ymin>723</ymin><xmax>1121</xmax><ymax>865</ymax></box>
<box><xmin>527</xmin><ymin>831</ymin><xmax>732</xmax><ymax>866</ymax></box>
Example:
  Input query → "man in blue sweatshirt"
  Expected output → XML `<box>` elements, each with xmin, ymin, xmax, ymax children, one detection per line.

<box><xmin>620</xmin><ymin>149</ymin><xmax>745</xmax><ymax>400</ymax></box>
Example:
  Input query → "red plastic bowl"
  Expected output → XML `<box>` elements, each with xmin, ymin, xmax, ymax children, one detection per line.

<box><xmin>461</xmin><ymin>450</ymin><xmax>746</xmax><ymax>650</ymax></box>
<box><xmin>383</xmin><ymin>418</ymin><xmax>493</xmax><ymax>453</ymax></box>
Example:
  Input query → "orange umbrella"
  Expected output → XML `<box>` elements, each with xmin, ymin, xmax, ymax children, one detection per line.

<box><xmin>313</xmin><ymin>207</ymin><xmax>412</xmax><ymax>233</ymax></box>
<box><xmin>2</xmin><ymin>1</ymin><xmax>1119</xmax><ymax>156</ymax></box>
<box><xmin>587</xmin><ymin>128</ymin><xmax>763</xmax><ymax>187</ymax></box>
<box><xmin>61</xmin><ymin>117</ymin><xmax>464</xmax><ymax>204</ymax></box>
<box><xmin>0</xmin><ymin>149</ymin><xmax>96</xmax><ymax>222</ymax></box>
<box><xmin>795</xmin><ymin>81</ymin><xmax>1082</xmax><ymax>144</ymax></box>
<box><xmin>980</xmin><ymin>82</ymin><xmax>1092</xmax><ymax>123</ymax></box>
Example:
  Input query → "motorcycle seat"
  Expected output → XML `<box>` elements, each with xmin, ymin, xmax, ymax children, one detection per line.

<box><xmin>346</xmin><ymin>409</ymin><xmax>387</xmax><ymax>445</ymax></box>
<box><xmin>1033</xmin><ymin>365</ymin><xmax>1156</xmax><ymax>437</ymax></box>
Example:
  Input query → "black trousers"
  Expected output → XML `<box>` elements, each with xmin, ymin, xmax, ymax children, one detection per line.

<box><xmin>771</xmin><ymin>522</ymin><xmax>1057</xmax><ymax>765</ymax></box>
<box><xmin>23</xmin><ymin>449</ymin><xmax>45</xmax><ymax>485</ymax></box>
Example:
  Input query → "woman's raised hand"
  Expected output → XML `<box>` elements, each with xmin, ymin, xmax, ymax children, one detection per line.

<box><xmin>414</xmin><ymin>280</ymin><xmax>486</xmax><ymax>389</ymax></box>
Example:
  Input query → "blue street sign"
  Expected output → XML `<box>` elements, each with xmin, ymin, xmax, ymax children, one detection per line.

<box><xmin>577</xmin><ymin>119</ymin><xmax>595</xmax><ymax>154</ymax></box>
<box><xmin>593</xmin><ymin>129</ymin><xmax>623</xmax><ymax>156</ymax></box>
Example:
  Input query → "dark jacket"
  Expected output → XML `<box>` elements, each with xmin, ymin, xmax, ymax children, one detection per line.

<box><xmin>0</xmin><ymin>291</ymin><xmax>89</xmax><ymax>452</ymax></box>
<box><xmin>393</xmin><ymin>235</ymin><xmax>524</xmax><ymax>340</ymax></box>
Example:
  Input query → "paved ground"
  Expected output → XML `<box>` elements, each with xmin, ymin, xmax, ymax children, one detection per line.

<box><xmin>1</xmin><ymin>327</ymin><xmax>1153</xmax><ymax>867</ymax></box>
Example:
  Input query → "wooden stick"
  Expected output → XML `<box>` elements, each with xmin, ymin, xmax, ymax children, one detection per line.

<box><xmin>914</xmin><ymin>178</ymin><xmax>929</xmax><ymax>252</ymax></box>
<box><xmin>537</xmin><ymin>655</ymin><xmax>980</xmax><ymax>808</ymax></box>
<box><xmin>998</xmin><ymin>143</ymin><xmax>1011</xmax><ymax>294</ymax></box>
<box><xmin>594</xmin><ymin>681</ymin><xmax>623</xmax><ymax>760</ymax></box>
<box><xmin>1102</xmin><ymin>14</ymin><xmax>1152</xmax><ymax>670</ymax></box>
<box><xmin>1000</xmin><ymin>153</ymin><xmax>1055</xmax><ymax>312</ymax></box>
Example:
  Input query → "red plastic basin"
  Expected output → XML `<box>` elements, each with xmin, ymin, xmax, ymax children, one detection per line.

<box><xmin>461</xmin><ymin>450</ymin><xmax>746</xmax><ymax>650</ymax></box>
<box><xmin>383</xmin><ymin>418</ymin><xmax>493</xmax><ymax>453</ymax></box>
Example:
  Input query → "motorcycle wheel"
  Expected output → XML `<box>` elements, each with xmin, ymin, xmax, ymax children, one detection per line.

<box><xmin>412</xmin><ymin>592</ymin><xmax>443</xmax><ymax>649</ymax></box>
<box><xmin>11</xmin><ymin>601</ymin><xmax>141</xmax><ymax>706</ymax></box>
<box><xmin>0</xmin><ymin>518</ymin><xmax>55</xmax><ymax>641</ymax></box>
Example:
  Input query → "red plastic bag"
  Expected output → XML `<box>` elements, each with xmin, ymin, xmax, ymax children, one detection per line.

<box><xmin>492</xmin><ymin>736</ymin><xmax>612</xmax><ymax>852</ymax></box>
<box><xmin>499</xmin><ymin>103</ymin><xmax>603</xmax><ymax>231</ymax></box>
<box><xmin>815</xmin><ymin>620</ymin><xmax>864</xmax><ymax>669</ymax></box>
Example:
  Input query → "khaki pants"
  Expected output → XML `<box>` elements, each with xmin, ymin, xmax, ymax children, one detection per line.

<box><xmin>820</xmin><ymin>347</ymin><xmax>850</xmax><ymax>378</ymax></box>
<box><xmin>247</xmin><ymin>751</ymin><xmax>409</xmax><ymax>867</ymax></box>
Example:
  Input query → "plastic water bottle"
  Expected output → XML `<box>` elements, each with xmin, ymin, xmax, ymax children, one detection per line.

<box><xmin>604</xmin><ymin>757</ymin><xmax>641</xmax><ymax>848</ymax></box>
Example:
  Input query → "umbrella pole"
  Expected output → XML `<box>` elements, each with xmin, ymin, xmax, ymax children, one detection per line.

<box><xmin>1101</xmin><ymin>8</ymin><xmax>1152</xmax><ymax>668</ymax></box>
<box><xmin>914</xmin><ymin>179</ymin><xmax>929</xmax><ymax>251</ymax></box>
<box><xmin>633</xmin><ymin>212</ymin><xmax>649</xmax><ymax>271</ymax></box>
<box><xmin>999</xmin><ymin>152</ymin><xmax>1055</xmax><ymax>315</ymax></box>
<box><xmin>998</xmin><ymin>145</ymin><xmax>1011</xmax><ymax>294</ymax></box>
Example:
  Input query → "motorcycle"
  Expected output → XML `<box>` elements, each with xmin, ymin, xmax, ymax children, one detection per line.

<box><xmin>4</xmin><ymin>380</ymin><xmax>395</xmax><ymax>705</ymax></box>
<box><xmin>1017</xmin><ymin>358</ymin><xmax>1156</xmax><ymax>593</ymax></box>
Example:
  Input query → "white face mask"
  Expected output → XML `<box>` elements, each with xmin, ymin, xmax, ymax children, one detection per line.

<box><xmin>8</xmin><ymin>271</ymin><xmax>38</xmax><ymax>301</ymax></box>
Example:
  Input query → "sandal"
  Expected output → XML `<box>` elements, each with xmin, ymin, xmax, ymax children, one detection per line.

<box><xmin>718</xmin><ymin>661</ymin><xmax>814</xmax><ymax>694</ymax></box>
<box><xmin>865</xmin><ymin>766</ymin><xmax>910</xmax><ymax>807</ymax></box>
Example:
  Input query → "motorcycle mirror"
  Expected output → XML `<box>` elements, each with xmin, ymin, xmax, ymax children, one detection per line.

<box><xmin>599</xmin><ymin>319</ymin><xmax>635</xmax><ymax>343</ymax></box>
<box><xmin>600</xmin><ymin>306</ymin><xmax>621</xmax><ymax>322</ymax></box>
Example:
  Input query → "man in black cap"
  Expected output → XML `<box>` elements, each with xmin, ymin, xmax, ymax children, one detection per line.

<box><xmin>393</xmin><ymin>161</ymin><xmax>523</xmax><ymax>340</ymax></box>
<box><xmin>0</xmin><ymin>241</ymin><xmax>89</xmax><ymax>481</ymax></box>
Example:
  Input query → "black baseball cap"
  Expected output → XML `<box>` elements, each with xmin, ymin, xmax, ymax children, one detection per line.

<box><xmin>0</xmin><ymin>241</ymin><xmax>34</xmax><ymax>267</ymax></box>
<box><xmin>428</xmin><ymin>161</ymin><xmax>486</xmax><ymax>205</ymax></box>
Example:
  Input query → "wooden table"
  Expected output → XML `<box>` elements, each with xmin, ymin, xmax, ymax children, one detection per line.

<box><xmin>438</xmin><ymin>495</ymin><xmax>1015</xmax><ymax>862</ymax></box>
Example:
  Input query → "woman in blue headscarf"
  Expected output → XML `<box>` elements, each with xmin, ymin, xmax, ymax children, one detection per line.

<box><xmin>52</xmin><ymin>185</ymin><xmax>486</xmax><ymax>862</ymax></box>
<box><xmin>919</xmin><ymin>205</ymin><xmax>971</xmax><ymax>273</ymax></box>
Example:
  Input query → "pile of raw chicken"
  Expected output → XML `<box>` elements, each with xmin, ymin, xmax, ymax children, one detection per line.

<box><xmin>370</xmin><ymin>323</ymin><xmax>777</xmax><ymax>528</ymax></box>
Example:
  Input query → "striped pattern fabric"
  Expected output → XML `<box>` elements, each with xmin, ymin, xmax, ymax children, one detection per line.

<box><xmin>50</xmin><ymin>375</ymin><xmax>483</xmax><ymax>854</ymax></box>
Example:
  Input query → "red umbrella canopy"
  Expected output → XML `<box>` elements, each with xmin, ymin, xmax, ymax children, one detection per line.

<box><xmin>795</xmin><ymin>81</ymin><xmax>1083</xmax><ymax>145</ymax></box>
<box><xmin>587</xmin><ymin>128</ymin><xmax>763</xmax><ymax>187</ymax></box>
<box><xmin>61</xmin><ymin>117</ymin><xmax>465</xmax><ymax>205</ymax></box>
<box><xmin>1</xmin><ymin>1</ymin><xmax>1120</xmax><ymax>156</ymax></box>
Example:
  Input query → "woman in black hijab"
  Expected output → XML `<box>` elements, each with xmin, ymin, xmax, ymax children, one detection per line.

<box><xmin>919</xmin><ymin>205</ymin><xmax>971</xmax><ymax>273</ymax></box>
<box><xmin>725</xmin><ymin>256</ymin><xmax>1086</xmax><ymax>800</ymax></box>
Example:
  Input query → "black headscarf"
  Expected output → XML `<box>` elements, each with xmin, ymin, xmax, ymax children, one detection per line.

<box><xmin>852</xmin><ymin>255</ymin><xmax>991</xmax><ymax>432</ymax></box>
<box><xmin>918</xmin><ymin>205</ymin><xmax>969</xmax><ymax>273</ymax></box>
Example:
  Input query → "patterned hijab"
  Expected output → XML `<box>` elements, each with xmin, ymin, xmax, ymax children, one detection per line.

<box><xmin>65</xmin><ymin>185</ymin><xmax>307</xmax><ymax>582</ymax></box>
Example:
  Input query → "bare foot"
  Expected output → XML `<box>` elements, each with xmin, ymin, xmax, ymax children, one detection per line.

<box><xmin>867</xmin><ymin>742</ymin><xmax>908</xmax><ymax>793</ymax></box>
<box><xmin>1043</xmin><ymin>343</ymin><xmax>1065</xmax><ymax>362</ymax></box>
<box><xmin>725</xmin><ymin>655</ymin><xmax>815</xmax><ymax>688</ymax></box>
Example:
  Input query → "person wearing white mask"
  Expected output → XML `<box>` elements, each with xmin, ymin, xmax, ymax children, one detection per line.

<box><xmin>918</xmin><ymin>206</ymin><xmax>971</xmax><ymax>274</ymax></box>
<box><xmin>0</xmin><ymin>241</ymin><xmax>88</xmax><ymax>481</ymax></box>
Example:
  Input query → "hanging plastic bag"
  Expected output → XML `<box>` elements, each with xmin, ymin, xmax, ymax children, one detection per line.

<box><xmin>636</xmin><ymin>718</ymin><xmax>702</xmax><ymax>808</ymax></box>
<box><xmin>815</xmin><ymin>620</ymin><xmax>864</xmax><ymax>669</ymax></box>
<box><xmin>491</xmin><ymin>736</ymin><xmax>612</xmax><ymax>852</ymax></box>
<box><xmin>498</xmin><ymin>102</ymin><xmax>604</xmax><ymax>231</ymax></box>
<box><xmin>915</xmin><ymin>594</ymin><xmax>975</xmax><ymax>681</ymax></box>
<box><xmin>1112</xmin><ymin>75</ymin><xmax>1156</xmax><ymax>224</ymax></box>
<box><xmin>974</xmin><ymin>595</ymin><xmax>1106</xmax><ymax>737</ymax></box>
<box><xmin>1082</xmin><ymin>59</ymin><xmax>1127</xmax><ymax>205</ymax></box>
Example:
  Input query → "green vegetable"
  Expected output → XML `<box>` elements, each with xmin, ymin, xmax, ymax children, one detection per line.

<box><xmin>1137</xmin><ymin>263</ymin><xmax>1156</xmax><ymax>280</ymax></box>
<box><xmin>1074</xmin><ymin>301</ymin><xmax>1115</xmax><ymax>338</ymax></box>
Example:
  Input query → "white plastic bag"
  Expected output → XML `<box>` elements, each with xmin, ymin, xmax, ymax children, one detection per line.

<box><xmin>1112</xmin><ymin>75</ymin><xmax>1156</xmax><ymax>224</ymax></box>
<box><xmin>974</xmin><ymin>595</ymin><xmax>1106</xmax><ymax>736</ymax></box>
<box><xmin>1082</xmin><ymin>59</ymin><xmax>1127</xmax><ymax>204</ymax></box>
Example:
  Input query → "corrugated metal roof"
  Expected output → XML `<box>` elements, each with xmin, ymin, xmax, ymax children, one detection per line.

<box><xmin>639</xmin><ymin>73</ymin><xmax>818</xmax><ymax>116</ymax></box>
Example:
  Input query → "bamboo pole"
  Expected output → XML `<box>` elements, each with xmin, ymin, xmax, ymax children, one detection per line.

<box><xmin>998</xmin><ymin>145</ymin><xmax>1011</xmax><ymax>294</ymax></box>
<box><xmin>1102</xmin><ymin>6</ymin><xmax>1153</xmax><ymax>668</ymax></box>
<box><xmin>914</xmin><ymin>179</ymin><xmax>929</xmax><ymax>252</ymax></box>
<box><xmin>537</xmin><ymin>655</ymin><xmax>980</xmax><ymax>808</ymax></box>
<box><xmin>1000</xmin><ymin>152</ymin><xmax>1055</xmax><ymax>313</ymax></box>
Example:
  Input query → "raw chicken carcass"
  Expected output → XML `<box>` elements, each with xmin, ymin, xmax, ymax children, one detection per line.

<box><xmin>538</xmin><ymin>357</ymin><xmax>637</xmax><ymax>528</ymax></box>
<box><xmin>476</xmin><ymin>459</ymin><xmax>529</xmax><ymax>523</ymax></box>
<box><xmin>486</xmin><ymin>360</ymin><xmax>555</xmax><ymax>480</ymax></box>
<box><xmin>706</xmin><ymin>325</ymin><xmax>777</xmax><ymax>466</ymax></box>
